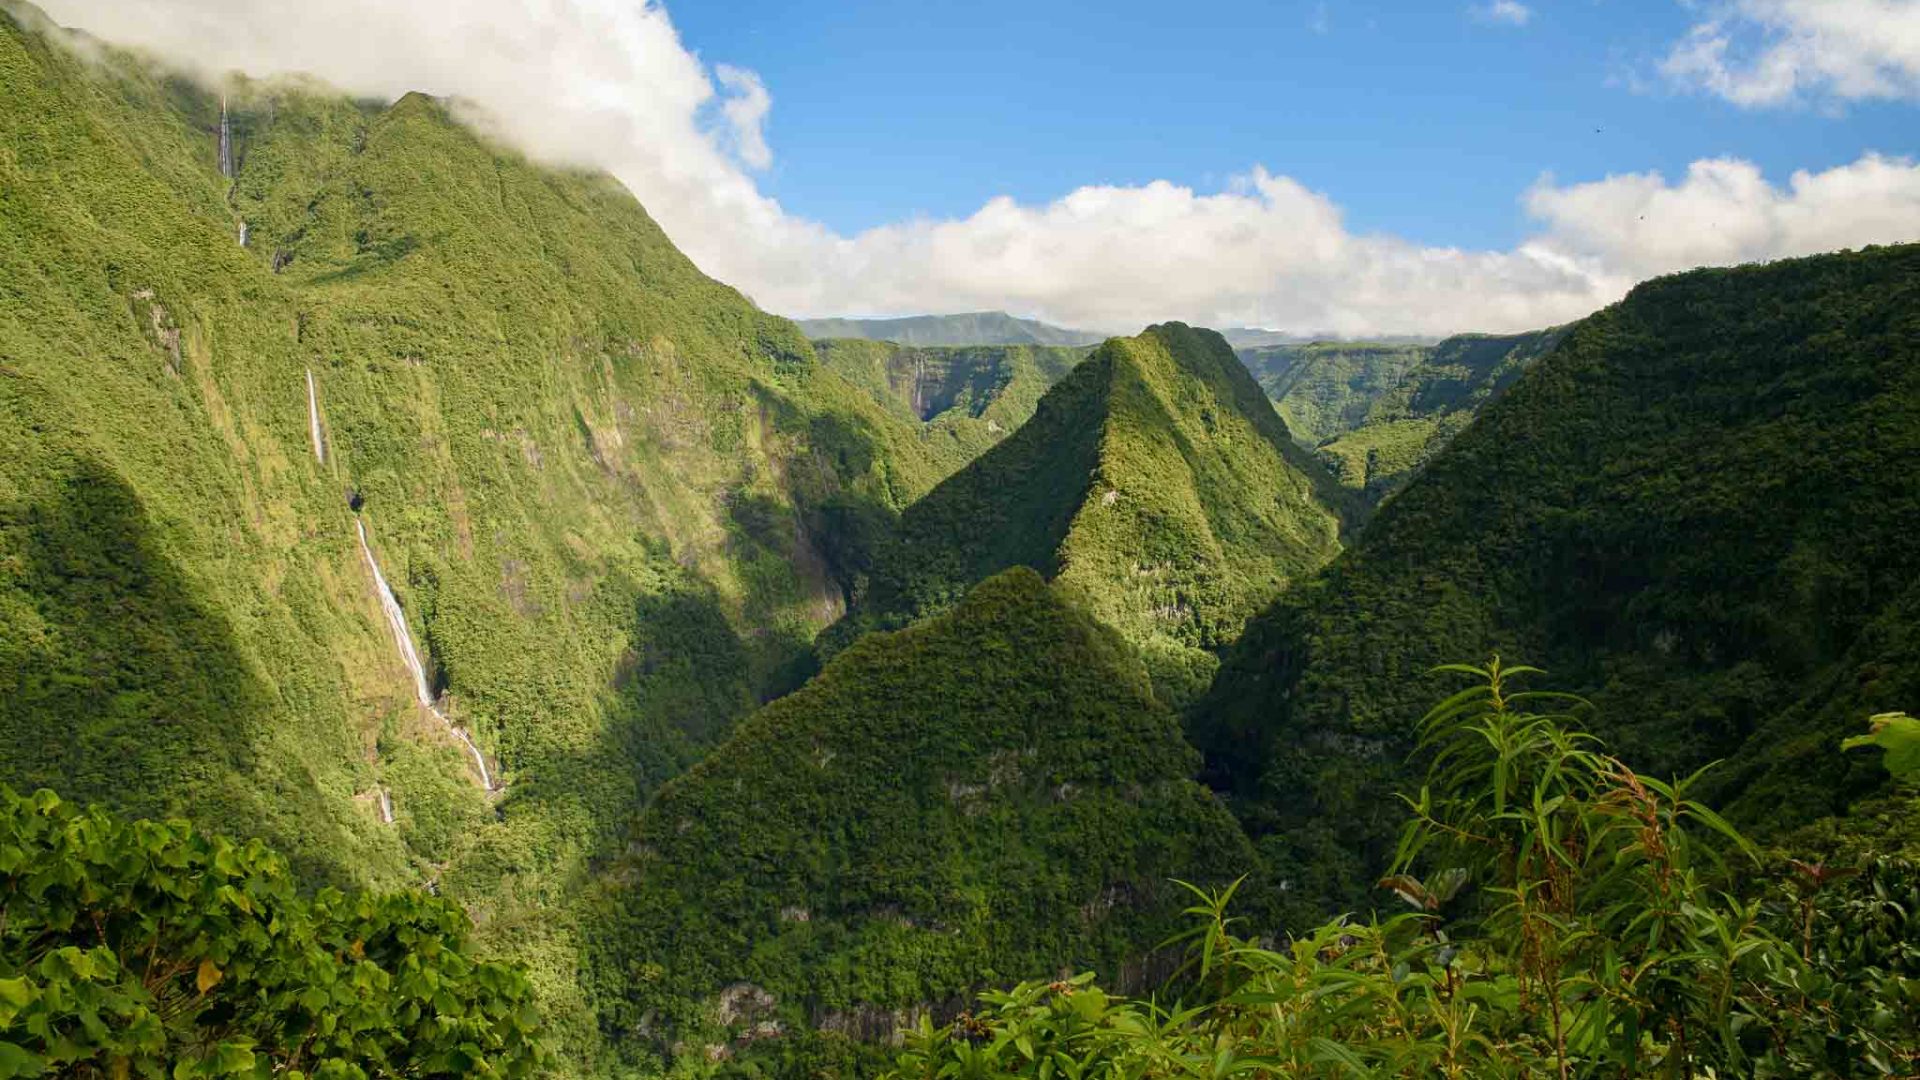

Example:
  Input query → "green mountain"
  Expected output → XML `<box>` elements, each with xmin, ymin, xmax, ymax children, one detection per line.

<box><xmin>1240</xmin><ymin>329</ymin><xmax>1567</xmax><ymax>503</ymax></box>
<box><xmin>1192</xmin><ymin>244</ymin><xmax>1920</xmax><ymax>921</ymax></box>
<box><xmin>590</xmin><ymin>568</ymin><xmax>1255</xmax><ymax>1075</ymax></box>
<box><xmin>0</xmin><ymin>6</ymin><xmax>954</xmax><ymax>1055</ymax></box>
<box><xmin>812</xmin><ymin>338</ymin><xmax>1090</xmax><ymax>474</ymax></box>
<box><xmin>795</xmin><ymin>311</ymin><xmax>1107</xmax><ymax>347</ymax></box>
<box><xmin>1239</xmin><ymin>341</ymin><xmax>1433</xmax><ymax>445</ymax></box>
<box><xmin>829</xmin><ymin>323</ymin><xmax>1353</xmax><ymax>705</ymax></box>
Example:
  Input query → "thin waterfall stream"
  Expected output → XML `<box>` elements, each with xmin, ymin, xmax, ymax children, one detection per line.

<box><xmin>306</xmin><ymin>370</ymin><xmax>325</xmax><ymax>463</ymax></box>
<box><xmin>354</xmin><ymin>517</ymin><xmax>497</xmax><ymax>791</ymax></box>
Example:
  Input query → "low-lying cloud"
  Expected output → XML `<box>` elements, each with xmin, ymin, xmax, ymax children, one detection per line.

<box><xmin>34</xmin><ymin>0</ymin><xmax>1920</xmax><ymax>336</ymax></box>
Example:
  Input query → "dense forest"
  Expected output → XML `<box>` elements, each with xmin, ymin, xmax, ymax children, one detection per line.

<box><xmin>1</xmin><ymin>3</ymin><xmax>1916</xmax><ymax>1077</ymax></box>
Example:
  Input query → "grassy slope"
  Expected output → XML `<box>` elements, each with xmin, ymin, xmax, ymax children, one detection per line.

<box><xmin>812</xmin><ymin>338</ymin><xmax>1088</xmax><ymax>478</ymax></box>
<box><xmin>0</xmin><ymin>8</ymin><xmax>952</xmax><ymax>1058</ymax></box>
<box><xmin>1191</xmin><ymin>246</ymin><xmax>1920</xmax><ymax>922</ymax></box>
<box><xmin>589</xmin><ymin>568</ymin><xmax>1255</xmax><ymax>1075</ymax></box>
<box><xmin>831</xmin><ymin>324</ymin><xmax>1352</xmax><ymax>705</ymax></box>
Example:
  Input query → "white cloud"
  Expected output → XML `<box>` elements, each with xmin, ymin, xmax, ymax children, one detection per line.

<box><xmin>1662</xmin><ymin>0</ymin><xmax>1920</xmax><ymax>106</ymax></box>
<box><xmin>32</xmin><ymin>0</ymin><xmax>1920</xmax><ymax>336</ymax></box>
<box><xmin>1525</xmin><ymin>154</ymin><xmax>1920</xmax><ymax>281</ymax></box>
<box><xmin>713</xmin><ymin>64</ymin><xmax>772</xmax><ymax>170</ymax></box>
<box><xmin>1471</xmin><ymin>1</ymin><xmax>1534</xmax><ymax>28</ymax></box>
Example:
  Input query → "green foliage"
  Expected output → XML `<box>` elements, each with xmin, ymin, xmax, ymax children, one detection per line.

<box><xmin>831</xmin><ymin>324</ymin><xmax>1353</xmax><ymax>707</ymax></box>
<box><xmin>1194</xmin><ymin>244</ymin><xmax>1920</xmax><ymax>920</ymax></box>
<box><xmin>894</xmin><ymin>663</ymin><xmax>1920</xmax><ymax>1079</ymax></box>
<box><xmin>1240</xmin><ymin>329</ymin><xmax>1567</xmax><ymax>506</ymax></box>
<box><xmin>0</xmin><ymin>786</ymin><xmax>547</xmax><ymax>1076</ymax></box>
<box><xmin>1843</xmin><ymin>713</ymin><xmax>1920</xmax><ymax>780</ymax></box>
<box><xmin>588</xmin><ymin>569</ymin><xmax>1255</xmax><ymax>1075</ymax></box>
<box><xmin>812</xmin><ymin>339</ymin><xmax>1089</xmax><ymax>481</ymax></box>
<box><xmin>1240</xmin><ymin>340</ymin><xmax>1432</xmax><ymax>446</ymax></box>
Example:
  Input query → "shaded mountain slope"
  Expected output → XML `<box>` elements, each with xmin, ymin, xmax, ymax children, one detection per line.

<box><xmin>590</xmin><ymin>568</ymin><xmax>1255</xmax><ymax>1074</ymax></box>
<box><xmin>1191</xmin><ymin>244</ymin><xmax>1920</xmax><ymax>922</ymax></box>
<box><xmin>830</xmin><ymin>323</ymin><xmax>1353</xmax><ymax>704</ymax></box>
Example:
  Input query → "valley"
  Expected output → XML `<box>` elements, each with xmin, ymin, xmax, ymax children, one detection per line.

<box><xmin>1</xmin><ymin>3</ymin><xmax>1916</xmax><ymax>1077</ymax></box>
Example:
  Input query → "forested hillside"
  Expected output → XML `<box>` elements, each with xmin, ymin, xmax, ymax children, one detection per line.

<box><xmin>0</xmin><ymin>5</ymin><xmax>955</xmax><ymax>1055</ymax></box>
<box><xmin>828</xmin><ymin>323</ymin><xmax>1353</xmax><ymax>705</ymax></box>
<box><xmin>589</xmin><ymin>569</ymin><xmax>1254</xmax><ymax>1076</ymax></box>
<box><xmin>1193</xmin><ymin>244</ymin><xmax>1920</xmax><ymax>920</ymax></box>
<box><xmin>1240</xmin><ymin>329</ymin><xmax>1567</xmax><ymax>503</ymax></box>
<box><xmin>811</xmin><ymin>338</ymin><xmax>1089</xmax><ymax>478</ymax></box>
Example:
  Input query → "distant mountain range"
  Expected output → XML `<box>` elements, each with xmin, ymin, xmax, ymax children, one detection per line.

<box><xmin>796</xmin><ymin>313</ymin><xmax>1435</xmax><ymax>353</ymax></box>
<box><xmin>795</xmin><ymin>311</ymin><xmax>1107</xmax><ymax>347</ymax></box>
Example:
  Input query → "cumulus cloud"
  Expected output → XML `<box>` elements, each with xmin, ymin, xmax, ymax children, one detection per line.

<box><xmin>32</xmin><ymin>0</ymin><xmax>1920</xmax><ymax>336</ymax></box>
<box><xmin>713</xmin><ymin>64</ymin><xmax>772</xmax><ymax>170</ymax></box>
<box><xmin>1471</xmin><ymin>1</ymin><xmax>1534</xmax><ymax>28</ymax></box>
<box><xmin>1662</xmin><ymin>0</ymin><xmax>1920</xmax><ymax>106</ymax></box>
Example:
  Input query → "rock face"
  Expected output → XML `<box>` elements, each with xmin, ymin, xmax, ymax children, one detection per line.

<box><xmin>591</xmin><ymin>568</ymin><xmax>1256</xmax><ymax>1073</ymax></box>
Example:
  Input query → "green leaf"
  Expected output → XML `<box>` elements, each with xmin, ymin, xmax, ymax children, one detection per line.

<box><xmin>1841</xmin><ymin>712</ymin><xmax>1920</xmax><ymax>779</ymax></box>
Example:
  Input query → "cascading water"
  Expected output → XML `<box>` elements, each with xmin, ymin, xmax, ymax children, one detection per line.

<box><xmin>218</xmin><ymin>95</ymin><xmax>233</xmax><ymax>179</ymax></box>
<box><xmin>306</xmin><ymin>370</ymin><xmax>325</xmax><ymax>463</ymax></box>
<box><xmin>354</xmin><ymin>518</ymin><xmax>496</xmax><ymax>790</ymax></box>
<box><xmin>378</xmin><ymin>787</ymin><xmax>394</xmax><ymax>824</ymax></box>
<box><xmin>238</xmin><ymin>220</ymin><xmax>249</xmax><ymax>248</ymax></box>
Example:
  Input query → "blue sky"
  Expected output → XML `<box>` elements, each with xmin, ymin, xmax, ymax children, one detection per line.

<box><xmin>672</xmin><ymin>0</ymin><xmax>1916</xmax><ymax>252</ymax></box>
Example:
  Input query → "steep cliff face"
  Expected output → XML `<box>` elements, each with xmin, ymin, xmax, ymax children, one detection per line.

<box><xmin>1240</xmin><ymin>329</ymin><xmax>1567</xmax><ymax>505</ymax></box>
<box><xmin>812</xmin><ymin>338</ymin><xmax>1090</xmax><ymax>476</ymax></box>
<box><xmin>829</xmin><ymin>323</ymin><xmax>1353</xmax><ymax>705</ymax></box>
<box><xmin>0</xmin><ymin>7</ymin><xmax>948</xmax><ymax>1052</ymax></box>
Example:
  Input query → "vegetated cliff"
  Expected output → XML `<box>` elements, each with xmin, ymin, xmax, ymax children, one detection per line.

<box><xmin>1192</xmin><ymin>244</ymin><xmax>1920</xmax><ymax>923</ymax></box>
<box><xmin>812</xmin><ymin>338</ymin><xmax>1091</xmax><ymax>477</ymax></box>
<box><xmin>1240</xmin><ymin>328</ymin><xmax>1567</xmax><ymax>505</ymax></box>
<box><xmin>0</xmin><ymin>4</ymin><xmax>951</xmax><ymax>1056</ymax></box>
<box><xmin>828</xmin><ymin>323</ymin><xmax>1355</xmax><ymax>706</ymax></box>
<box><xmin>589</xmin><ymin>568</ymin><xmax>1256</xmax><ymax>1076</ymax></box>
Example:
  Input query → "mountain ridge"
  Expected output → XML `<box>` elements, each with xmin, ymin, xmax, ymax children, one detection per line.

<box><xmin>796</xmin><ymin>310</ymin><xmax>1107</xmax><ymax>347</ymax></box>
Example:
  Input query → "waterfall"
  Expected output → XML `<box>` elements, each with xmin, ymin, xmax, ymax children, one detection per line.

<box><xmin>238</xmin><ymin>220</ymin><xmax>249</xmax><ymax>248</ymax></box>
<box><xmin>218</xmin><ymin>95</ymin><xmax>233</xmax><ymax>179</ymax></box>
<box><xmin>354</xmin><ymin>518</ymin><xmax>496</xmax><ymax>790</ymax></box>
<box><xmin>378</xmin><ymin>787</ymin><xmax>394</xmax><ymax>824</ymax></box>
<box><xmin>305</xmin><ymin>370</ymin><xmax>325</xmax><ymax>463</ymax></box>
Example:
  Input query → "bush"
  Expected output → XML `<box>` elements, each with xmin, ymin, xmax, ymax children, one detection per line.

<box><xmin>0</xmin><ymin>787</ymin><xmax>547</xmax><ymax>1077</ymax></box>
<box><xmin>892</xmin><ymin>661</ymin><xmax>1920</xmax><ymax>1079</ymax></box>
